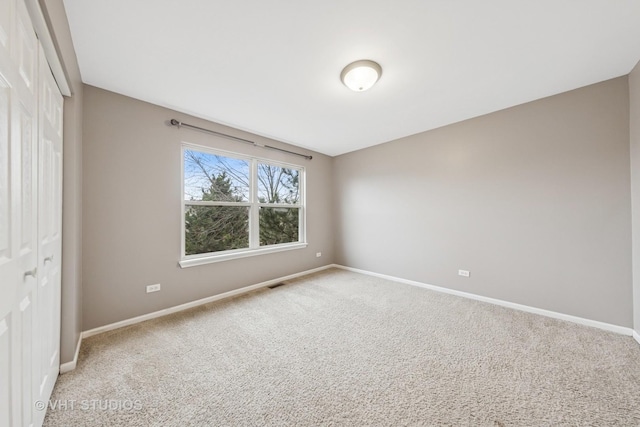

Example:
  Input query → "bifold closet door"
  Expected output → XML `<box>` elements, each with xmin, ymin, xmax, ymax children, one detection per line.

<box><xmin>32</xmin><ymin>42</ymin><xmax>63</xmax><ymax>427</ymax></box>
<box><xmin>0</xmin><ymin>0</ymin><xmax>59</xmax><ymax>426</ymax></box>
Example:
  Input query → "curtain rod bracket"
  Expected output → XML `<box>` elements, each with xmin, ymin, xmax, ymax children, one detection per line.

<box><xmin>168</xmin><ymin>118</ymin><xmax>312</xmax><ymax>160</ymax></box>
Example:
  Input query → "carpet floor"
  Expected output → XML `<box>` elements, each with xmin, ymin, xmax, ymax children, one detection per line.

<box><xmin>44</xmin><ymin>268</ymin><xmax>640</xmax><ymax>426</ymax></box>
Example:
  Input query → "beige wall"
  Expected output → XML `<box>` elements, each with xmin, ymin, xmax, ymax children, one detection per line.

<box><xmin>40</xmin><ymin>0</ymin><xmax>83</xmax><ymax>364</ymax></box>
<box><xmin>630</xmin><ymin>60</ymin><xmax>640</xmax><ymax>333</ymax></box>
<box><xmin>334</xmin><ymin>77</ymin><xmax>632</xmax><ymax>327</ymax></box>
<box><xmin>82</xmin><ymin>85</ymin><xmax>334</xmax><ymax>330</ymax></box>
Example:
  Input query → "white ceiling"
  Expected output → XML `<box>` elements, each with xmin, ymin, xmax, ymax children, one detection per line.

<box><xmin>63</xmin><ymin>0</ymin><xmax>640</xmax><ymax>157</ymax></box>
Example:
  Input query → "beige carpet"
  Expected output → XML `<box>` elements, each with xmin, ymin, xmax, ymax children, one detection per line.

<box><xmin>44</xmin><ymin>268</ymin><xmax>640</xmax><ymax>426</ymax></box>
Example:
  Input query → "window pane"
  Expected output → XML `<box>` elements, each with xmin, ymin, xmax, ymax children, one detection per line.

<box><xmin>184</xmin><ymin>150</ymin><xmax>249</xmax><ymax>202</ymax></box>
<box><xmin>185</xmin><ymin>205</ymin><xmax>249</xmax><ymax>255</ymax></box>
<box><xmin>259</xmin><ymin>207</ymin><xmax>299</xmax><ymax>246</ymax></box>
<box><xmin>257</xmin><ymin>163</ymin><xmax>299</xmax><ymax>204</ymax></box>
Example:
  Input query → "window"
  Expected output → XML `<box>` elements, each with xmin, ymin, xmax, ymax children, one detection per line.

<box><xmin>180</xmin><ymin>144</ymin><xmax>306</xmax><ymax>267</ymax></box>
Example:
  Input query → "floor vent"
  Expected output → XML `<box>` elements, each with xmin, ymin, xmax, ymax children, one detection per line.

<box><xmin>268</xmin><ymin>283</ymin><xmax>286</xmax><ymax>289</ymax></box>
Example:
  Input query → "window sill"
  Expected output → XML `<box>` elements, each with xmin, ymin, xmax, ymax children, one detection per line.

<box><xmin>179</xmin><ymin>242</ymin><xmax>308</xmax><ymax>268</ymax></box>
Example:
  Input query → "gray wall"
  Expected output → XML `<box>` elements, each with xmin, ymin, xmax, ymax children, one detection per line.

<box><xmin>82</xmin><ymin>85</ymin><xmax>334</xmax><ymax>330</ymax></box>
<box><xmin>630</xmin><ymin>60</ymin><xmax>640</xmax><ymax>333</ymax></box>
<box><xmin>334</xmin><ymin>77</ymin><xmax>632</xmax><ymax>327</ymax></box>
<box><xmin>40</xmin><ymin>0</ymin><xmax>83</xmax><ymax>364</ymax></box>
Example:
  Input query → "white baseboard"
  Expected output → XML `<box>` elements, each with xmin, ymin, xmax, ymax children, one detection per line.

<box><xmin>334</xmin><ymin>264</ymin><xmax>634</xmax><ymax>336</ymax></box>
<box><xmin>59</xmin><ymin>334</ymin><xmax>82</xmax><ymax>374</ymax></box>
<box><xmin>633</xmin><ymin>330</ymin><xmax>640</xmax><ymax>345</ymax></box>
<box><xmin>82</xmin><ymin>264</ymin><xmax>334</xmax><ymax>340</ymax></box>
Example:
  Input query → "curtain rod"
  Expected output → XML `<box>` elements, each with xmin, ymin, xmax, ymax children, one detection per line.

<box><xmin>169</xmin><ymin>119</ymin><xmax>313</xmax><ymax>160</ymax></box>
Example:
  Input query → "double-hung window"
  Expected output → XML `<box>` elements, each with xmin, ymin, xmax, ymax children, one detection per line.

<box><xmin>180</xmin><ymin>144</ymin><xmax>306</xmax><ymax>267</ymax></box>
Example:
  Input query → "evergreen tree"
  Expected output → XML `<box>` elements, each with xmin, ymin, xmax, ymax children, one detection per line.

<box><xmin>185</xmin><ymin>172</ymin><xmax>249</xmax><ymax>255</ymax></box>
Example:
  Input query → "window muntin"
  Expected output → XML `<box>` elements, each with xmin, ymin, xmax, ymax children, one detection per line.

<box><xmin>182</xmin><ymin>145</ymin><xmax>305</xmax><ymax>261</ymax></box>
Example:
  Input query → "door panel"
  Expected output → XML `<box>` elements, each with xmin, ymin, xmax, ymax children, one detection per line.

<box><xmin>19</xmin><ymin>100</ymin><xmax>34</xmax><ymax>253</ymax></box>
<box><xmin>15</xmin><ymin>6</ymin><xmax>35</xmax><ymax>98</ymax></box>
<box><xmin>0</xmin><ymin>0</ymin><xmax>11</xmax><ymax>53</ymax></box>
<box><xmin>53</xmin><ymin>152</ymin><xmax>60</xmax><ymax>238</ymax></box>
<box><xmin>19</xmin><ymin>294</ymin><xmax>33</xmax><ymax>427</ymax></box>
<box><xmin>0</xmin><ymin>75</ymin><xmax>10</xmax><ymax>264</ymax></box>
<box><xmin>0</xmin><ymin>315</ymin><xmax>14</xmax><ymax>426</ymax></box>
<box><xmin>40</xmin><ymin>138</ymin><xmax>51</xmax><ymax>242</ymax></box>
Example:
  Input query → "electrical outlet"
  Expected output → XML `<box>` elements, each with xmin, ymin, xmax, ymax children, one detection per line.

<box><xmin>316</xmin><ymin>252</ymin><xmax>322</xmax><ymax>258</ymax></box>
<box><xmin>458</xmin><ymin>270</ymin><xmax>470</xmax><ymax>277</ymax></box>
<box><xmin>146</xmin><ymin>283</ymin><xmax>161</xmax><ymax>293</ymax></box>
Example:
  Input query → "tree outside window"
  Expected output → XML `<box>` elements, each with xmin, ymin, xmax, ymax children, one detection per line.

<box><xmin>183</xmin><ymin>146</ymin><xmax>304</xmax><ymax>258</ymax></box>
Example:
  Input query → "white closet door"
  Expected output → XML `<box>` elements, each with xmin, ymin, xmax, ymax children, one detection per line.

<box><xmin>0</xmin><ymin>0</ymin><xmax>15</xmax><ymax>424</ymax></box>
<box><xmin>0</xmin><ymin>0</ymin><xmax>40</xmax><ymax>426</ymax></box>
<box><xmin>32</xmin><ymin>43</ymin><xmax>62</xmax><ymax>427</ymax></box>
<box><xmin>0</xmin><ymin>31</ymin><xmax>18</xmax><ymax>427</ymax></box>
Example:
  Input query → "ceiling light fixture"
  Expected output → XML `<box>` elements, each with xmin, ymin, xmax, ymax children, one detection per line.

<box><xmin>340</xmin><ymin>60</ymin><xmax>382</xmax><ymax>92</ymax></box>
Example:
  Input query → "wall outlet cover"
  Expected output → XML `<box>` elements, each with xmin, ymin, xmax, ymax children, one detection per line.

<box><xmin>146</xmin><ymin>284</ymin><xmax>161</xmax><ymax>293</ymax></box>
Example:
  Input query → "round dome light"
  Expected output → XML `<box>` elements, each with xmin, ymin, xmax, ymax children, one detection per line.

<box><xmin>340</xmin><ymin>60</ymin><xmax>382</xmax><ymax>92</ymax></box>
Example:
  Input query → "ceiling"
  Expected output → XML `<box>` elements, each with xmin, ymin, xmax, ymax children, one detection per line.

<box><xmin>62</xmin><ymin>0</ymin><xmax>640</xmax><ymax>157</ymax></box>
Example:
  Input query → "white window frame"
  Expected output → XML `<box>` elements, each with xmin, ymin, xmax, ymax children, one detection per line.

<box><xmin>179</xmin><ymin>142</ymin><xmax>307</xmax><ymax>268</ymax></box>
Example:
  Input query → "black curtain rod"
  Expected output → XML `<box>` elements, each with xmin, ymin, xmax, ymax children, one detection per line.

<box><xmin>169</xmin><ymin>119</ymin><xmax>313</xmax><ymax>160</ymax></box>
